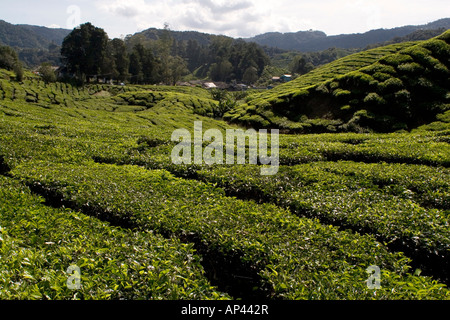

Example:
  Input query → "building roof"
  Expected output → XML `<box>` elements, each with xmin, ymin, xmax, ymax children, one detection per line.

<box><xmin>203</xmin><ymin>82</ymin><xmax>217</xmax><ymax>89</ymax></box>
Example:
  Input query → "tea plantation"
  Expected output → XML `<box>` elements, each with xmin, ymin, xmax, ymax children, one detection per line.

<box><xmin>224</xmin><ymin>30</ymin><xmax>450</xmax><ymax>134</ymax></box>
<box><xmin>0</xmin><ymin>32</ymin><xmax>449</xmax><ymax>300</ymax></box>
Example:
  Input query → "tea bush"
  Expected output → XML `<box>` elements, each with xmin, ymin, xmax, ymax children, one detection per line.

<box><xmin>0</xmin><ymin>176</ymin><xmax>229</xmax><ymax>300</ymax></box>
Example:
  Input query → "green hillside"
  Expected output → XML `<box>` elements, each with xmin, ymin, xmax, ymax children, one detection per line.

<box><xmin>225</xmin><ymin>30</ymin><xmax>450</xmax><ymax>133</ymax></box>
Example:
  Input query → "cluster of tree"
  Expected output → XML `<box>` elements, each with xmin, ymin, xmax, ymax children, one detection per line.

<box><xmin>60</xmin><ymin>23</ymin><xmax>271</xmax><ymax>85</ymax></box>
<box><xmin>61</xmin><ymin>23</ymin><xmax>110</xmax><ymax>84</ymax></box>
<box><xmin>266</xmin><ymin>46</ymin><xmax>360</xmax><ymax>76</ymax></box>
<box><xmin>60</xmin><ymin>23</ymin><xmax>199</xmax><ymax>85</ymax></box>
<box><xmin>206</xmin><ymin>38</ymin><xmax>270</xmax><ymax>84</ymax></box>
<box><xmin>124</xmin><ymin>29</ymin><xmax>271</xmax><ymax>84</ymax></box>
<box><xmin>18</xmin><ymin>43</ymin><xmax>62</xmax><ymax>68</ymax></box>
<box><xmin>0</xmin><ymin>45</ymin><xmax>24</xmax><ymax>81</ymax></box>
<box><xmin>159</xmin><ymin>35</ymin><xmax>271</xmax><ymax>84</ymax></box>
<box><xmin>126</xmin><ymin>26</ymin><xmax>189</xmax><ymax>85</ymax></box>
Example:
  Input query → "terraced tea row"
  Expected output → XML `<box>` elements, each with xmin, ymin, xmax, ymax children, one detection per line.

<box><xmin>2</xmin><ymin>100</ymin><xmax>448</xmax><ymax>276</ymax></box>
<box><xmin>72</xmin><ymin>126</ymin><xmax>448</xmax><ymax>282</ymax></box>
<box><xmin>197</xmin><ymin>163</ymin><xmax>449</xmax><ymax>270</ymax></box>
<box><xmin>10</xmin><ymin>161</ymin><xmax>450</xmax><ymax>299</ymax></box>
<box><xmin>277</xmin><ymin>132</ymin><xmax>450</xmax><ymax>167</ymax></box>
<box><xmin>224</xmin><ymin>30</ymin><xmax>450</xmax><ymax>133</ymax></box>
<box><xmin>0</xmin><ymin>67</ymin><xmax>229</xmax><ymax>118</ymax></box>
<box><xmin>0</xmin><ymin>175</ymin><xmax>228</xmax><ymax>300</ymax></box>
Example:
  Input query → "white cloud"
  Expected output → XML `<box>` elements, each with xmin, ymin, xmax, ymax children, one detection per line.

<box><xmin>94</xmin><ymin>0</ymin><xmax>450</xmax><ymax>38</ymax></box>
<box><xmin>96</xmin><ymin>0</ymin><xmax>263</xmax><ymax>37</ymax></box>
<box><xmin>96</xmin><ymin>0</ymin><xmax>146</xmax><ymax>18</ymax></box>
<box><xmin>47</xmin><ymin>24</ymin><xmax>62</xmax><ymax>29</ymax></box>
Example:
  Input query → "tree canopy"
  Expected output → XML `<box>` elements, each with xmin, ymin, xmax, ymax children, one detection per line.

<box><xmin>61</xmin><ymin>23</ymin><xmax>109</xmax><ymax>82</ymax></box>
<box><xmin>0</xmin><ymin>45</ymin><xmax>23</xmax><ymax>81</ymax></box>
<box><xmin>60</xmin><ymin>22</ymin><xmax>271</xmax><ymax>85</ymax></box>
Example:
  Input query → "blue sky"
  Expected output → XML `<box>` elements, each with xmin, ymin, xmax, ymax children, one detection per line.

<box><xmin>0</xmin><ymin>0</ymin><xmax>449</xmax><ymax>39</ymax></box>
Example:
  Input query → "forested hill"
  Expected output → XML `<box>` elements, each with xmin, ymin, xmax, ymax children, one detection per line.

<box><xmin>245</xmin><ymin>18</ymin><xmax>450</xmax><ymax>51</ymax></box>
<box><xmin>17</xmin><ymin>24</ymin><xmax>71</xmax><ymax>46</ymax></box>
<box><xmin>0</xmin><ymin>20</ymin><xmax>70</xmax><ymax>49</ymax></box>
<box><xmin>128</xmin><ymin>28</ymin><xmax>221</xmax><ymax>46</ymax></box>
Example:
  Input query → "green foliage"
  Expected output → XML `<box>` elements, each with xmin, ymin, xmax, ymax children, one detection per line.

<box><xmin>225</xmin><ymin>41</ymin><xmax>413</xmax><ymax>130</ymax></box>
<box><xmin>363</xmin><ymin>92</ymin><xmax>386</xmax><ymax>105</ymax></box>
<box><xmin>38</xmin><ymin>62</ymin><xmax>57</xmax><ymax>83</ymax></box>
<box><xmin>1</xmin><ymin>54</ymin><xmax>450</xmax><ymax>300</ymax></box>
<box><xmin>0</xmin><ymin>46</ymin><xmax>20</xmax><ymax>70</ymax></box>
<box><xmin>226</xmin><ymin>31</ymin><xmax>450</xmax><ymax>133</ymax></box>
<box><xmin>209</xmin><ymin>88</ymin><xmax>238</xmax><ymax>118</ymax></box>
<box><xmin>0</xmin><ymin>176</ymin><xmax>228</xmax><ymax>300</ymax></box>
<box><xmin>61</xmin><ymin>23</ymin><xmax>109</xmax><ymax>83</ymax></box>
<box><xmin>0</xmin><ymin>46</ymin><xmax>23</xmax><ymax>81</ymax></box>
<box><xmin>290</xmin><ymin>54</ymin><xmax>314</xmax><ymax>75</ymax></box>
<box><xmin>193</xmin><ymin>161</ymin><xmax>450</xmax><ymax>259</ymax></box>
<box><xmin>57</xmin><ymin>24</ymin><xmax>271</xmax><ymax>86</ymax></box>
<box><xmin>206</xmin><ymin>39</ymin><xmax>270</xmax><ymax>84</ymax></box>
<box><xmin>115</xmin><ymin>90</ymin><xmax>219</xmax><ymax>118</ymax></box>
<box><xmin>9</xmin><ymin>160</ymin><xmax>448</xmax><ymax>300</ymax></box>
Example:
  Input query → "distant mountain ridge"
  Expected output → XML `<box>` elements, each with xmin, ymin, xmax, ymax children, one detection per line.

<box><xmin>130</xmin><ymin>28</ymin><xmax>221</xmax><ymax>46</ymax></box>
<box><xmin>18</xmin><ymin>24</ymin><xmax>71</xmax><ymax>46</ymax></box>
<box><xmin>1</xmin><ymin>17</ymin><xmax>450</xmax><ymax>53</ymax></box>
<box><xmin>244</xmin><ymin>18</ymin><xmax>450</xmax><ymax>51</ymax></box>
<box><xmin>0</xmin><ymin>20</ymin><xmax>70</xmax><ymax>50</ymax></box>
<box><xmin>1</xmin><ymin>18</ymin><xmax>449</xmax><ymax>53</ymax></box>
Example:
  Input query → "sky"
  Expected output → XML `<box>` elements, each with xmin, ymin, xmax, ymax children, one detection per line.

<box><xmin>0</xmin><ymin>0</ymin><xmax>449</xmax><ymax>39</ymax></box>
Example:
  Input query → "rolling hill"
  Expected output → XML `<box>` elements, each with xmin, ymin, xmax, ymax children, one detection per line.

<box><xmin>225</xmin><ymin>29</ymin><xmax>450</xmax><ymax>133</ymax></box>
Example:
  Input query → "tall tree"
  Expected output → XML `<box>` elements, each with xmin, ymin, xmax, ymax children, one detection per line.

<box><xmin>158</xmin><ymin>23</ymin><xmax>174</xmax><ymax>84</ymax></box>
<box><xmin>242</xmin><ymin>66</ymin><xmax>258</xmax><ymax>85</ymax></box>
<box><xmin>128</xmin><ymin>49</ymin><xmax>143</xmax><ymax>84</ymax></box>
<box><xmin>0</xmin><ymin>45</ymin><xmax>23</xmax><ymax>81</ymax></box>
<box><xmin>290</xmin><ymin>54</ymin><xmax>314</xmax><ymax>75</ymax></box>
<box><xmin>167</xmin><ymin>55</ymin><xmax>189</xmax><ymax>85</ymax></box>
<box><xmin>128</xmin><ymin>43</ymin><xmax>159</xmax><ymax>84</ymax></box>
<box><xmin>61</xmin><ymin>22</ymin><xmax>109</xmax><ymax>83</ymax></box>
<box><xmin>38</xmin><ymin>62</ymin><xmax>57</xmax><ymax>83</ymax></box>
<box><xmin>209</xmin><ymin>59</ymin><xmax>233</xmax><ymax>82</ymax></box>
<box><xmin>235</xmin><ymin>41</ymin><xmax>270</xmax><ymax>81</ymax></box>
<box><xmin>186</xmin><ymin>39</ymin><xmax>202</xmax><ymax>72</ymax></box>
<box><xmin>110</xmin><ymin>38</ymin><xmax>130</xmax><ymax>82</ymax></box>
